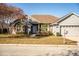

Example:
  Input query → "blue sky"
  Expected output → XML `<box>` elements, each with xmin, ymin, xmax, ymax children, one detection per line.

<box><xmin>11</xmin><ymin>3</ymin><xmax>79</xmax><ymax>17</ymax></box>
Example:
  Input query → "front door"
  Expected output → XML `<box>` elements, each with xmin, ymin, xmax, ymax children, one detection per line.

<box><xmin>31</xmin><ymin>24</ymin><xmax>38</xmax><ymax>34</ymax></box>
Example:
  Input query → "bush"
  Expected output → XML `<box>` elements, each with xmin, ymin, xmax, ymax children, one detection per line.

<box><xmin>40</xmin><ymin>32</ymin><xmax>49</xmax><ymax>36</ymax></box>
<box><xmin>16</xmin><ymin>32</ymin><xmax>25</xmax><ymax>34</ymax></box>
<box><xmin>49</xmin><ymin>31</ymin><xmax>53</xmax><ymax>35</ymax></box>
<box><xmin>56</xmin><ymin>32</ymin><xmax>61</xmax><ymax>36</ymax></box>
<box><xmin>37</xmin><ymin>31</ymin><xmax>53</xmax><ymax>36</ymax></box>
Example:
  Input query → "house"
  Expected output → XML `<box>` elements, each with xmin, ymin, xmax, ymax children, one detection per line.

<box><xmin>52</xmin><ymin>12</ymin><xmax>79</xmax><ymax>41</ymax></box>
<box><xmin>28</xmin><ymin>15</ymin><xmax>58</xmax><ymax>35</ymax></box>
<box><xmin>0</xmin><ymin>15</ymin><xmax>58</xmax><ymax>35</ymax></box>
<box><xmin>1</xmin><ymin>12</ymin><xmax>79</xmax><ymax>40</ymax></box>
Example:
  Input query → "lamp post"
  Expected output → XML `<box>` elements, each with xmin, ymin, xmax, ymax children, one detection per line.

<box><xmin>64</xmin><ymin>29</ymin><xmax>68</xmax><ymax>44</ymax></box>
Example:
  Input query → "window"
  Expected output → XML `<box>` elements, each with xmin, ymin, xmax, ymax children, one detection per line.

<box><xmin>16</xmin><ymin>25</ymin><xmax>21</xmax><ymax>32</ymax></box>
<box><xmin>41</xmin><ymin>24</ymin><xmax>48</xmax><ymax>32</ymax></box>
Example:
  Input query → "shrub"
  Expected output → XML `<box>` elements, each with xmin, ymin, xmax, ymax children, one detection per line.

<box><xmin>56</xmin><ymin>32</ymin><xmax>62</xmax><ymax>36</ymax></box>
<box><xmin>49</xmin><ymin>31</ymin><xmax>53</xmax><ymax>35</ymax></box>
<box><xmin>40</xmin><ymin>32</ymin><xmax>49</xmax><ymax>36</ymax></box>
<box><xmin>16</xmin><ymin>32</ymin><xmax>24</xmax><ymax>34</ymax></box>
<box><xmin>37</xmin><ymin>31</ymin><xmax>53</xmax><ymax>36</ymax></box>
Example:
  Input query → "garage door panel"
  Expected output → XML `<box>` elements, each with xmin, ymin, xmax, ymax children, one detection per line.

<box><xmin>61</xmin><ymin>26</ymin><xmax>79</xmax><ymax>37</ymax></box>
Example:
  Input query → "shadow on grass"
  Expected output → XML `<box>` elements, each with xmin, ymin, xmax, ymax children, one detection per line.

<box><xmin>33</xmin><ymin>35</ymin><xmax>53</xmax><ymax>39</ymax></box>
<box><xmin>0</xmin><ymin>34</ymin><xmax>53</xmax><ymax>39</ymax></box>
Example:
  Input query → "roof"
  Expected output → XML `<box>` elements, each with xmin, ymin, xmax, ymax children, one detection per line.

<box><xmin>31</xmin><ymin>15</ymin><xmax>58</xmax><ymax>23</ymax></box>
<box><xmin>10</xmin><ymin>18</ymin><xmax>27</xmax><ymax>27</ymax></box>
<box><xmin>56</xmin><ymin>12</ymin><xmax>79</xmax><ymax>24</ymax></box>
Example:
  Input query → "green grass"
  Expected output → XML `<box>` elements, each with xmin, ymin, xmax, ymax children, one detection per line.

<box><xmin>0</xmin><ymin>34</ymin><xmax>77</xmax><ymax>45</ymax></box>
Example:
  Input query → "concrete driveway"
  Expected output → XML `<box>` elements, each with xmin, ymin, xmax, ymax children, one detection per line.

<box><xmin>65</xmin><ymin>36</ymin><xmax>79</xmax><ymax>45</ymax></box>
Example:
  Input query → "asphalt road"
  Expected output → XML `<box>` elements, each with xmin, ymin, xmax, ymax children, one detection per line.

<box><xmin>0</xmin><ymin>44</ymin><xmax>78</xmax><ymax>56</ymax></box>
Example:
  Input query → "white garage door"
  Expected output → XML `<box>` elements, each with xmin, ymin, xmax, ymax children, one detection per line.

<box><xmin>61</xmin><ymin>26</ymin><xmax>79</xmax><ymax>37</ymax></box>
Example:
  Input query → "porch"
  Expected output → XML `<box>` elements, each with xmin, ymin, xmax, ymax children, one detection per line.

<box><xmin>31</xmin><ymin>23</ymin><xmax>51</xmax><ymax>35</ymax></box>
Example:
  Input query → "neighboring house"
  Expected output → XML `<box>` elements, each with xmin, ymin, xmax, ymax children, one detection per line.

<box><xmin>52</xmin><ymin>13</ymin><xmax>79</xmax><ymax>40</ymax></box>
<box><xmin>0</xmin><ymin>15</ymin><xmax>28</xmax><ymax>34</ymax></box>
<box><xmin>28</xmin><ymin>15</ymin><xmax>58</xmax><ymax>35</ymax></box>
<box><xmin>9</xmin><ymin>18</ymin><xmax>27</xmax><ymax>34</ymax></box>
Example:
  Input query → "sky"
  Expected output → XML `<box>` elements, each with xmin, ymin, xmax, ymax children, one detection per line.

<box><xmin>11</xmin><ymin>3</ymin><xmax>79</xmax><ymax>17</ymax></box>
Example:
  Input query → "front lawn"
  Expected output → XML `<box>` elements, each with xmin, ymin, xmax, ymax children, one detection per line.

<box><xmin>0</xmin><ymin>34</ymin><xmax>77</xmax><ymax>45</ymax></box>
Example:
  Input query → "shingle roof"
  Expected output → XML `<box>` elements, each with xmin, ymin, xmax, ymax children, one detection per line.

<box><xmin>57</xmin><ymin>12</ymin><xmax>79</xmax><ymax>24</ymax></box>
<box><xmin>31</xmin><ymin>15</ymin><xmax>58</xmax><ymax>23</ymax></box>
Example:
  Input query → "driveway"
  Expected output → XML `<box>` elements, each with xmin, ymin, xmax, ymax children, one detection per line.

<box><xmin>65</xmin><ymin>36</ymin><xmax>79</xmax><ymax>44</ymax></box>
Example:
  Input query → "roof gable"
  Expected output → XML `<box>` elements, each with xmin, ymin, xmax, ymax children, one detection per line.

<box><xmin>57</xmin><ymin>12</ymin><xmax>79</xmax><ymax>24</ymax></box>
<box><xmin>10</xmin><ymin>19</ymin><xmax>26</xmax><ymax>26</ymax></box>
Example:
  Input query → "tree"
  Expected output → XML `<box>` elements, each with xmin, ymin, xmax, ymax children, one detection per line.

<box><xmin>0</xmin><ymin>3</ymin><xmax>26</xmax><ymax>24</ymax></box>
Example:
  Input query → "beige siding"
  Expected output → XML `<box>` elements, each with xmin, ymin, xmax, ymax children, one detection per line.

<box><xmin>52</xmin><ymin>25</ymin><xmax>60</xmax><ymax>36</ymax></box>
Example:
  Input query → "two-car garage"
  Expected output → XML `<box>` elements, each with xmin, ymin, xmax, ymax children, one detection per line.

<box><xmin>52</xmin><ymin>13</ymin><xmax>79</xmax><ymax>41</ymax></box>
<box><xmin>60</xmin><ymin>26</ymin><xmax>79</xmax><ymax>37</ymax></box>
